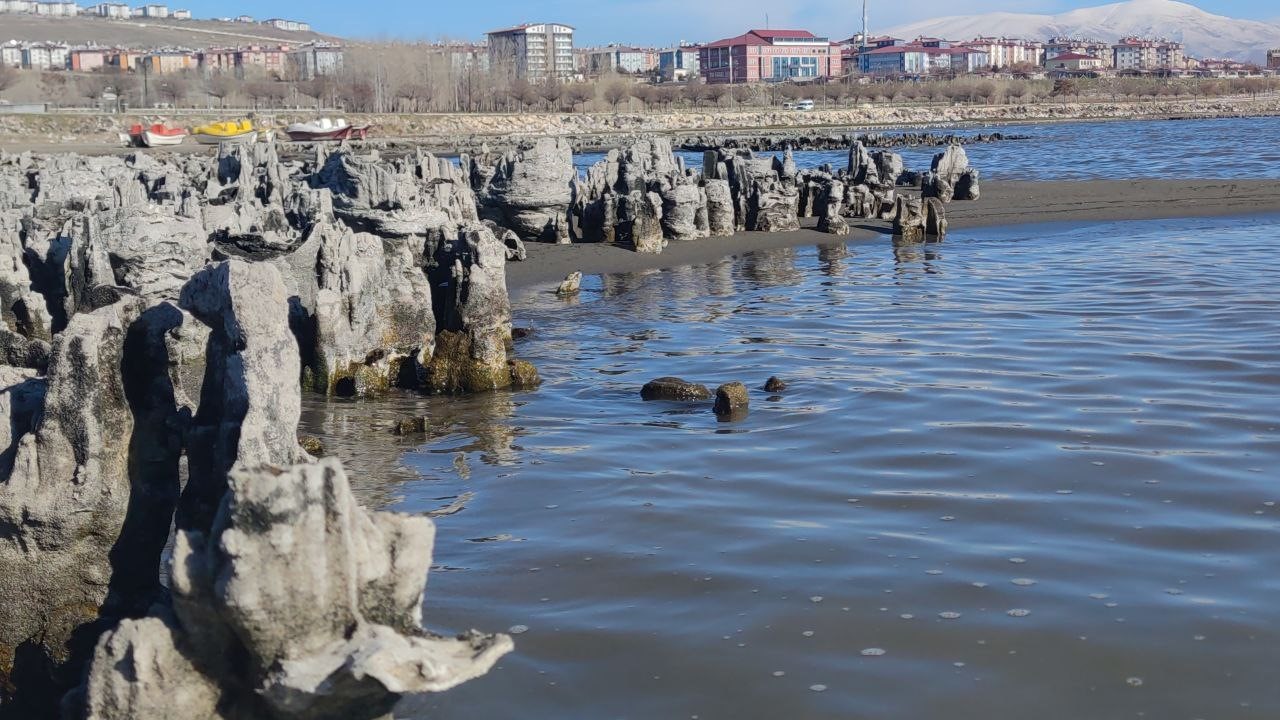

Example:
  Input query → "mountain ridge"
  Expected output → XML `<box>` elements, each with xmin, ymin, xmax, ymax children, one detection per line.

<box><xmin>885</xmin><ymin>0</ymin><xmax>1280</xmax><ymax>62</ymax></box>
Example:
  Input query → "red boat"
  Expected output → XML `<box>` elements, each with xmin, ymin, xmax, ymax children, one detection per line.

<box><xmin>128</xmin><ymin>123</ymin><xmax>188</xmax><ymax>147</ymax></box>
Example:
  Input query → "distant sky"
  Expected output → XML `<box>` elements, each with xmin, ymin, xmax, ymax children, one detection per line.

<box><xmin>179</xmin><ymin>0</ymin><xmax>1279</xmax><ymax>44</ymax></box>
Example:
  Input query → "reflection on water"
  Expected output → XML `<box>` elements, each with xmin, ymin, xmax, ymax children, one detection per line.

<box><xmin>576</xmin><ymin>116</ymin><xmax>1280</xmax><ymax>181</ymax></box>
<box><xmin>308</xmin><ymin>214</ymin><xmax>1280</xmax><ymax>720</ymax></box>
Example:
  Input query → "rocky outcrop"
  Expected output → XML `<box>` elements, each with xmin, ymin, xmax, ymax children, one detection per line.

<box><xmin>425</xmin><ymin>223</ymin><xmax>525</xmax><ymax>394</ymax></box>
<box><xmin>83</xmin><ymin>460</ymin><xmax>513</xmax><ymax>720</ymax></box>
<box><xmin>923</xmin><ymin>145</ymin><xmax>980</xmax><ymax>203</ymax></box>
<box><xmin>470</xmin><ymin>137</ymin><xmax>574</xmax><ymax>243</ymax></box>
<box><xmin>714</xmin><ymin>382</ymin><xmax>750</xmax><ymax>419</ymax></box>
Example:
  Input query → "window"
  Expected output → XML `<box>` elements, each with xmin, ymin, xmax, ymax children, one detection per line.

<box><xmin>772</xmin><ymin>55</ymin><xmax>818</xmax><ymax>79</ymax></box>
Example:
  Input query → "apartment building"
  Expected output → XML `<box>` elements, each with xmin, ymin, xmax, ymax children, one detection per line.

<box><xmin>1</xmin><ymin>41</ymin><xmax>22</xmax><ymax>68</ymax></box>
<box><xmin>142</xmin><ymin>4</ymin><xmax>167</xmax><ymax>18</ymax></box>
<box><xmin>1044</xmin><ymin>52</ymin><xmax>1106</xmax><ymax>73</ymax></box>
<box><xmin>1045</xmin><ymin>38</ymin><xmax>1112</xmax><ymax>65</ymax></box>
<box><xmin>69</xmin><ymin>47</ymin><xmax>109</xmax><ymax>71</ymax></box>
<box><xmin>22</xmin><ymin>43</ymin><xmax>69</xmax><ymax>70</ymax></box>
<box><xmin>1112</xmin><ymin>37</ymin><xmax>1183</xmax><ymax>71</ymax></box>
<box><xmin>961</xmin><ymin>37</ymin><xmax>1043</xmax><ymax>69</ymax></box>
<box><xmin>858</xmin><ymin>38</ymin><xmax>985</xmax><ymax>76</ymax></box>
<box><xmin>658</xmin><ymin>45</ymin><xmax>699</xmax><ymax>81</ymax></box>
<box><xmin>699</xmin><ymin>29</ymin><xmax>841</xmax><ymax>84</ymax></box>
<box><xmin>92</xmin><ymin>2</ymin><xmax>129</xmax><ymax>17</ymax></box>
<box><xmin>142</xmin><ymin>51</ymin><xmax>197</xmax><ymax>74</ymax></box>
<box><xmin>286</xmin><ymin>44</ymin><xmax>344</xmax><ymax>79</ymax></box>
<box><xmin>0</xmin><ymin>1</ymin><xmax>37</xmax><ymax>13</ymax></box>
<box><xmin>487</xmin><ymin>23</ymin><xmax>575</xmax><ymax>80</ymax></box>
<box><xmin>584</xmin><ymin>46</ymin><xmax>657</xmax><ymax>76</ymax></box>
<box><xmin>264</xmin><ymin>18</ymin><xmax>311</xmax><ymax>32</ymax></box>
<box><xmin>1269</xmin><ymin>49</ymin><xmax>1280</xmax><ymax>70</ymax></box>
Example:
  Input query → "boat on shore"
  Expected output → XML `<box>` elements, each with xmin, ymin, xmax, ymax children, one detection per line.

<box><xmin>284</xmin><ymin>118</ymin><xmax>371</xmax><ymax>142</ymax></box>
<box><xmin>191</xmin><ymin>119</ymin><xmax>258</xmax><ymax>145</ymax></box>
<box><xmin>127</xmin><ymin>123</ymin><xmax>188</xmax><ymax>147</ymax></box>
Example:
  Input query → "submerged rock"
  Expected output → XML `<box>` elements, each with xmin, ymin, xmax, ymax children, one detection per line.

<box><xmin>714</xmin><ymin>382</ymin><xmax>750</xmax><ymax>418</ymax></box>
<box><xmin>763</xmin><ymin>376</ymin><xmax>788</xmax><ymax>393</ymax></box>
<box><xmin>641</xmin><ymin>377</ymin><xmax>712</xmax><ymax>402</ymax></box>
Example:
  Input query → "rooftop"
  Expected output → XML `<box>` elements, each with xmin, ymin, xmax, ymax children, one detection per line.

<box><xmin>701</xmin><ymin>29</ymin><xmax>829</xmax><ymax>49</ymax></box>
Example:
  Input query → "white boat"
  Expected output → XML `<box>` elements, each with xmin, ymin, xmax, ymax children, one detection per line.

<box><xmin>285</xmin><ymin>117</ymin><xmax>371</xmax><ymax>142</ymax></box>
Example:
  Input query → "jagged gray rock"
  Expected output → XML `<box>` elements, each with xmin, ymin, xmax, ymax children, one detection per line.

<box><xmin>472</xmin><ymin>137</ymin><xmax>574</xmax><ymax>243</ymax></box>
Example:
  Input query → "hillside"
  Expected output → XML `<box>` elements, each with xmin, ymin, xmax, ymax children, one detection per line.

<box><xmin>0</xmin><ymin>14</ymin><xmax>340</xmax><ymax>49</ymax></box>
<box><xmin>886</xmin><ymin>0</ymin><xmax>1280</xmax><ymax>62</ymax></box>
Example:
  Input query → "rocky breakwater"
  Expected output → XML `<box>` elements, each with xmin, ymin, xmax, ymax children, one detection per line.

<box><xmin>676</xmin><ymin>130</ymin><xmax>1026</xmax><ymax>154</ymax></box>
<box><xmin>0</xmin><ymin>142</ymin><xmax>524</xmax><ymax>718</ymax></box>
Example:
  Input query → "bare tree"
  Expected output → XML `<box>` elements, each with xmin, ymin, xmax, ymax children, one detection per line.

<box><xmin>0</xmin><ymin>64</ymin><xmax>21</xmax><ymax>98</ymax></box>
<box><xmin>705</xmin><ymin>85</ymin><xmax>727</xmax><ymax>107</ymax></box>
<box><xmin>204</xmin><ymin>73</ymin><xmax>238</xmax><ymax>108</ymax></box>
<box><xmin>730</xmin><ymin>84</ymin><xmax>753</xmax><ymax>106</ymax></box>
<box><xmin>79</xmin><ymin>73</ymin><xmax>113</xmax><ymax>106</ymax></box>
<box><xmin>683</xmin><ymin>82</ymin><xmax>708</xmax><ymax>107</ymax></box>
<box><xmin>603</xmin><ymin>82</ymin><xmax>628</xmax><ymax>111</ymax></box>
<box><xmin>538</xmin><ymin>78</ymin><xmax>563</xmax><ymax>111</ymax></box>
<box><xmin>295</xmin><ymin>76</ymin><xmax>333</xmax><ymax>108</ymax></box>
<box><xmin>155</xmin><ymin>75</ymin><xmax>190</xmax><ymax>107</ymax></box>
<box><xmin>565</xmin><ymin>83</ymin><xmax>594</xmax><ymax>111</ymax></box>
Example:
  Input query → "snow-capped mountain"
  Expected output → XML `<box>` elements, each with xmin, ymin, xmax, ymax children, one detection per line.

<box><xmin>885</xmin><ymin>0</ymin><xmax>1280</xmax><ymax>61</ymax></box>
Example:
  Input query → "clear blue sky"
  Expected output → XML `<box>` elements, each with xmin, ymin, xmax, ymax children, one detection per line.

<box><xmin>185</xmin><ymin>0</ymin><xmax>1278</xmax><ymax>45</ymax></box>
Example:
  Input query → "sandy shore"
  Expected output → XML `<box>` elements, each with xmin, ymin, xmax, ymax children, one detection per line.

<box><xmin>507</xmin><ymin>179</ymin><xmax>1280</xmax><ymax>290</ymax></box>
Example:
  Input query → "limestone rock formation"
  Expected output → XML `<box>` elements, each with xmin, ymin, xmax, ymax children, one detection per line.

<box><xmin>471</xmin><ymin>137</ymin><xmax>574</xmax><ymax>243</ymax></box>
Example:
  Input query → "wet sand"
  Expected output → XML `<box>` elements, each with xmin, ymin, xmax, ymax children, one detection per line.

<box><xmin>507</xmin><ymin>179</ymin><xmax>1280</xmax><ymax>290</ymax></box>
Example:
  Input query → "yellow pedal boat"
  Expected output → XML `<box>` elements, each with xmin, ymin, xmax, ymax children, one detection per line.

<box><xmin>191</xmin><ymin>119</ymin><xmax>259</xmax><ymax>145</ymax></box>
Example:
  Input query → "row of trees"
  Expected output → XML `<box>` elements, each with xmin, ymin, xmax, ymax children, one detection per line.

<box><xmin>5</xmin><ymin>54</ymin><xmax>1279</xmax><ymax>113</ymax></box>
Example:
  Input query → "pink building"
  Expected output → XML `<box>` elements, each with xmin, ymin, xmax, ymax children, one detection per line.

<box><xmin>69</xmin><ymin>48</ymin><xmax>108</xmax><ymax>71</ymax></box>
<box><xmin>699</xmin><ymin>29</ymin><xmax>841</xmax><ymax>84</ymax></box>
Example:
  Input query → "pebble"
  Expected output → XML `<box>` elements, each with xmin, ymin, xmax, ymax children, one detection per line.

<box><xmin>1011</xmin><ymin>578</ymin><xmax>1037</xmax><ymax>587</ymax></box>
<box><xmin>861</xmin><ymin>648</ymin><xmax>886</xmax><ymax>657</ymax></box>
<box><xmin>1126</xmin><ymin>677</ymin><xmax>1144</xmax><ymax>687</ymax></box>
<box><xmin>1006</xmin><ymin>608</ymin><xmax>1031</xmax><ymax>618</ymax></box>
<box><xmin>509</xmin><ymin>625</ymin><xmax>529</xmax><ymax>635</ymax></box>
<box><xmin>939</xmin><ymin>611</ymin><xmax>962</xmax><ymax>620</ymax></box>
<box><xmin>810</xmin><ymin>684</ymin><xmax>828</xmax><ymax>693</ymax></box>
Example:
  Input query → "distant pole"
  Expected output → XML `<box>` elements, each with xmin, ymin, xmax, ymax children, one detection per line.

<box><xmin>861</xmin><ymin>0</ymin><xmax>869</xmax><ymax>73</ymax></box>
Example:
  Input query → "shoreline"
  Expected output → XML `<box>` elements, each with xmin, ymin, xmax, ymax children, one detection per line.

<box><xmin>507</xmin><ymin>179</ymin><xmax>1280</xmax><ymax>291</ymax></box>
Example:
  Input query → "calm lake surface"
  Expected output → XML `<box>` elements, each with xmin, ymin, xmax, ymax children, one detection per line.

<box><xmin>301</xmin><ymin>214</ymin><xmax>1280</xmax><ymax>719</ymax></box>
<box><xmin>575</xmin><ymin>115</ymin><xmax>1280</xmax><ymax>181</ymax></box>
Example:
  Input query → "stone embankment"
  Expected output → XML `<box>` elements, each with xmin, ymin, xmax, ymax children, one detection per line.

<box><xmin>3</xmin><ymin>94</ymin><xmax>1279</xmax><ymax>149</ymax></box>
<box><xmin>0</xmin><ymin>127</ymin><xmax>971</xmax><ymax>717</ymax></box>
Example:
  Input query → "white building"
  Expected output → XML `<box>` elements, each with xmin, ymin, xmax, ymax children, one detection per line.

<box><xmin>142</xmin><ymin>3</ymin><xmax>168</xmax><ymax>18</ymax></box>
<box><xmin>172</xmin><ymin>8</ymin><xmax>189</xmax><ymax>19</ymax></box>
<box><xmin>287</xmin><ymin>44</ymin><xmax>344</xmax><ymax>79</ymax></box>
<box><xmin>487</xmin><ymin>22</ymin><xmax>575</xmax><ymax>81</ymax></box>
<box><xmin>264</xmin><ymin>18</ymin><xmax>311</xmax><ymax>32</ymax></box>
<box><xmin>92</xmin><ymin>2</ymin><xmax>130</xmax><ymax>17</ymax></box>
<box><xmin>0</xmin><ymin>0</ymin><xmax>36</xmax><ymax>13</ymax></box>
<box><xmin>22</xmin><ymin>42</ymin><xmax>69</xmax><ymax>70</ymax></box>
<box><xmin>34</xmin><ymin>1</ymin><xmax>79</xmax><ymax>15</ymax></box>
<box><xmin>1</xmin><ymin>40</ymin><xmax>23</xmax><ymax>68</ymax></box>
<box><xmin>961</xmin><ymin>37</ymin><xmax>1044</xmax><ymax>69</ymax></box>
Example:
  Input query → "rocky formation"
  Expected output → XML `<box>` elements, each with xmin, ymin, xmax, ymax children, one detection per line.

<box><xmin>923</xmin><ymin>145</ymin><xmax>980</xmax><ymax>203</ymax></box>
<box><xmin>0</xmin><ymin>145</ymin><xmax>526</xmax><ymax>718</ymax></box>
<box><xmin>675</xmin><ymin>131</ymin><xmax>1028</xmax><ymax>154</ymax></box>
<box><xmin>556</xmin><ymin>272</ymin><xmax>583</xmax><ymax>296</ymax></box>
<box><xmin>467</xmin><ymin>137</ymin><xmax>574</xmax><ymax>243</ymax></box>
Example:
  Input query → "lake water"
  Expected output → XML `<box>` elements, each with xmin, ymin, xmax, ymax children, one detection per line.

<box><xmin>575</xmin><ymin>116</ymin><xmax>1280</xmax><ymax>181</ymax></box>
<box><xmin>299</xmin><ymin>213</ymin><xmax>1280</xmax><ymax>719</ymax></box>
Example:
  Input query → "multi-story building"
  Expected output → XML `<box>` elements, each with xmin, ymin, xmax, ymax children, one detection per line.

<box><xmin>69</xmin><ymin>47</ymin><xmax>110</xmax><ymax>71</ymax></box>
<box><xmin>172</xmin><ymin>8</ymin><xmax>189</xmax><ymax>19</ymax></box>
<box><xmin>33</xmin><ymin>1</ymin><xmax>79</xmax><ymax>15</ymax></box>
<box><xmin>961</xmin><ymin>37</ymin><xmax>1043</xmax><ymax>69</ymax></box>
<box><xmin>487</xmin><ymin>23</ymin><xmax>575</xmax><ymax>81</ymax></box>
<box><xmin>286</xmin><ymin>44</ymin><xmax>344</xmax><ymax>79</ymax></box>
<box><xmin>432</xmin><ymin>43</ymin><xmax>489</xmax><ymax>73</ymax></box>
<box><xmin>106</xmin><ymin>49</ymin><xmax>143</xmax><ymax>71</ymax></box>
<box><xmin>1044</xmin><ymin>52</ymin><xmax>1106</xmax><ymax>73</ymax></box>
<box><xmin>142</xmin><ymin>4</ymin><xmax>168</xmax><ymax>18</ymax></box>
<box><xmin>1112</xmin><ymin>37</ymin><xmax>1183</xmax><ymax>71</ymax></box>
<box><xmin>264</xmin><ymin>18</ymin><xmax>311</xmax><ymax>32</ymax></box>
<box><xmin>142</xmin><ymin>51</ymin><xmax>197</xmax><ymax>74</ymax></box>
<box><xmin>91</xmin><ymin>2</ymin><xmax>130</xmax><ymax>18</ymax></box>
<box><xmin>22</xmin><ymin>43</ymin><xmax>69</xmax><ymax>70</ymax></box>
<box><xmin>1</xmin><ymin>40</ymin><xmax>23</xmax><ymax>68</ymax></box>
<box><xmin>699</xmin><ymin>28</ymin><xmax>841</xmax><ymax>84</ymax></box>
<box><xmin>0</xmin><ymin>1</ymin><xmax>37</xmax><ymax>14</ymax></box>
<box><xmin>235</xmin><ymin>44</ymin><xmax>289</xmax><ymax>77</ymax></box>
<box><xmin>583</xmin><ymin>46</ymin><xmax>657</xmax><ymax>76</ymax></box>
<box><xmin>1045</xmin><ymin>37</ymin><xmax>1112</xmax><ymax>66</ymax></box>
<box><xmin>1269</xmin><ymin>49</ymin><xmax>1280</xmax><ymax>70</ymax></box>
<box><xmin>658</xmin><ymin>45</ymin><xmax>699</xmax><ymax>81</ymax></box>
<box><xmin>859</xmin><ymin>37</ymin><xmax>973</xmax><ymax>76</ymax></box>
